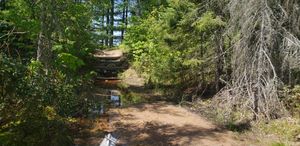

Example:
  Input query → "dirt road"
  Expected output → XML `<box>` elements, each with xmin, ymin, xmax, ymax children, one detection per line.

<box><xmin>109</xmin><ymin>102</ymin><xmax>241</xmax><ymax>146</ymax></box>
<box><xmin>74</xmin><ymin>67</ymin><xmax>242</xmax><ymax>146</ymax></box>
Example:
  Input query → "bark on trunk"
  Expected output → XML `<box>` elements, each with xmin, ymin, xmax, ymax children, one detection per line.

<box><xmin>37</xmin><ymin>2</ymin><xmax>52</xmax><ymax>71</ymax></box>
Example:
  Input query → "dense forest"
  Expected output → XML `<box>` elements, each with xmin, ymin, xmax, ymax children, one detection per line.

<box><xmin>1</xmin><ymin>0</ymin><xmax>300</xmax><ymax>145</ymax></box>
<box><xmin>123</xmin><ymin>0</ymin><xmax>300</xmax><ymax>119</ymax></box>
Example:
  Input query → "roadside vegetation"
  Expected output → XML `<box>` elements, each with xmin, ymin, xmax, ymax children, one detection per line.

<box><xmin>1</xmin><ymin>0</ymin><xmax>300</xmax><ymax>145</ymax></box>
<box><xmin>0</xmin><ymin>1</ymin><xmax>97</xmax><ymax>145</ymax></box>
<box><xmin>121</xmin><ymin>0</ymin><xmax>300</xmax><ymax>145</ymax></box>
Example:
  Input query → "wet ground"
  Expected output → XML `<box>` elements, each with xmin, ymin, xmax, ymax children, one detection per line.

<box><xmin>73</xmin><ymin>68</ymin><xmax>245</xmax><ymax>146</ymax></box>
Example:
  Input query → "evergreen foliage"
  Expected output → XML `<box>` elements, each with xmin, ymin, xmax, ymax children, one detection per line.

<box><xmin>123</xmin><ymin>0</ymin><xmax>300</xmax><ymax>119</ymax></box>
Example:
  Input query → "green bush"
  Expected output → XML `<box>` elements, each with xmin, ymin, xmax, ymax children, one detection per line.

<box><xmin>57</xmin><ymin>53</ymin><xmax>85</xmax><ymax>72</ymax></box>
<box><xmin>0</xmin><ymin>53</ymin><xmax>94</xmax><ymax>146</ymax></box>
<box><xmin>121</xmin><ymin>92</ymin><xmax>144</xmax><ymax>105</ymax></box>
<box><xmin>0</xmin><ymin>107</ymin><xmax>73</xmax><ymax>146</ymax></box>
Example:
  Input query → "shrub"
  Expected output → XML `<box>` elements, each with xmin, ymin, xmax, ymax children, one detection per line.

<box><xmin>0</xmin><ymin>53</ymin><xmax>94</xmax><ymax>146</ymax></box>
<box><xmin>283</xmin><ymin>86</ymin><xmax>300</xmax><ymax>118</ymax></box>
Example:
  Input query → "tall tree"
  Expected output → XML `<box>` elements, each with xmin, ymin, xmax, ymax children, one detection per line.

<box><xmin>109</xmin><ymin>0</ymin><xmax>114</xmax><ymax>46</ymax></box>
<box><xmin>217</xmin><ymin>0</ymin><xmax>300</xmax><ymax>120</ymax></box>
<box><xmin>106</xmin><ymin>8</ymin><xmax>110</xmax><ymax>46</ymax></box>
<box><xmin>121</xmin><ymin>0</ymin><xmax>128</xmax><ymax>41</ymax></box>
<box><xmin>36</xmin><ymin>0</ymin><xmax>56</xmax><ymax>70</ymax></box>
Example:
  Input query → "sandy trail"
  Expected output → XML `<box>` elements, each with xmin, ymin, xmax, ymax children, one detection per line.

<box><xmin>109</xmin><ymin>102</ymin><xmax>241</xmax><ymax>146</ymax></box>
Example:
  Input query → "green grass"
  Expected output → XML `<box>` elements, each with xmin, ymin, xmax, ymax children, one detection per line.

<box><xmin>121</xmin><ymin>92</ymin><xmax>144</xmax><ymax>105</ymax></box>
<box><xmin>270</xmin><ymin>142</ymin><xmax>287</xmax><ymax>146</ymax></box>
<box><xmin>257</xmin><ymin>118</ymin><xmax>300</xmax><ymax>141</ymax></box>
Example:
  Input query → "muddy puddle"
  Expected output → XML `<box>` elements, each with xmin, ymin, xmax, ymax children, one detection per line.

<box><xmin>73</xmin><ymin>79</ymin><xmax>122</xmax><ymax>146</ymax></box>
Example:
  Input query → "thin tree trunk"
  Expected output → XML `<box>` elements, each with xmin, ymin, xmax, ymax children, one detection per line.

<box><xmin>125</xmin><ymin>0</ymin><xmax>129</xmax><ymax>28</ymax></box>
<box><xmin>106</xmin><ymin>9</ymin><xmax>110</xmax><ymax>46</ymax></box>
<box><xmin>121</xmin><ymin>0</ymin><xmax>126</xmax><ymax>41</ymax></box>
<box><xmin>110</xmin><ymin>0</ymin><xmax>114</xmax><ymax>47</ymax></box>
<box><xmin>37</xmin><ymin>1</ymin><xmax>52</xmax><ymax>71</ymax></box>
<box><xmin>101</xmin><ymin>14</ymin><xmax>105</xmax><ymax>45</ymax></box>
<box><xmin>214</xmin><ymin>30</ymin><xmax>223</xmax><ymax>92</ymax></box>
<box><xmin>136</xmin><ymin>0</ymin><xmax>141</xmax><ymax>16</ymax></box>
<box><xmin>200</xmin><ymin>34</ymin><xmax>205</xmax><ymax>84</ymax></box>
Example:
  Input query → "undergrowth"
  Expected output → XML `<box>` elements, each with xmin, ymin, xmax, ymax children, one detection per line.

<box><xmin>187</xmin><ymin>99</ymin><xmax>300</xmax><ymax>145</ymax></box>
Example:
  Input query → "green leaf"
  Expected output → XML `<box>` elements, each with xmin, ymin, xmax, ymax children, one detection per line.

<box><xmin>57</xmin><ymin>53</ymin><xmax>85</xmax><ymax>71</ymax></box>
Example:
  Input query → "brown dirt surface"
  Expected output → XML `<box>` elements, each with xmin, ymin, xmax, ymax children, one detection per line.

<box><xmin>75</xmin><ymin>66</ymin><xmax>244</xmax><ymax>146</ymax></box>
<box><xmin>109</xmin><ymin>102</ymin><xmax>242</xmax><ymax>146</ymax></box>
<box><xmin>72</xmin><ymin>116</ymin><xmax>110</xmax><ymax>146</ymax></box>
<box><xmin>93</xmin><ymin>49</ymin><xmax>123</xmax><ymax>59</ymax></box>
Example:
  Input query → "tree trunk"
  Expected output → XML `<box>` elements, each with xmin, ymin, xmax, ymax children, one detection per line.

<box><xmin>37</xmin><ymin>32</ymin><xmax>52</xmax><ymax>69</ymax></box>
<box><xmin>37</xmin><ymin>1</ymin><xmax>52</xmax><ymax>71</ymax></box>
<box><xmin>106</xmin><ymin>9</ymin><xmax>110</xmax><ymax>46</ymax></box>
<box><xmin>101</xmin><ymin>14</ymin><xmax>105</xmax><ymax>45</ymax></box>
<box><xmin>125</xmin><ymin>0</ymin><xmax>129</xmax><ymax>28</ymax></box>
<box><xmin>136</xmin><ymin>0</ymin><xmax>141</xmax><ymax>16</ymax></box>
<box><xmin>109</xmin><ymin>0</ymin><xmax>114</xmax><ymax>47</ymax></box>
<box><xmin>214</xmin><ymin>30</ymin><xmax>223</xmax><ymax>92</ymax></box>
<box><xmin>121</xmin><ymin>0</ymin><xmax>126</xmax><ymax>41</ymax></box>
